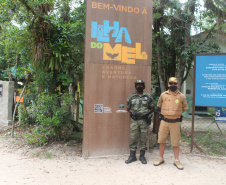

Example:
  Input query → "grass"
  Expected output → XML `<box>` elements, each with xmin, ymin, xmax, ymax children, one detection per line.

<box><xmin>45</xmin><ymin>151</ymin><xmax>53</xmax><ymax>159</ymax></box>
<box><xmin>181</xmin><ymin>130</ymin><xmax>191</xmax><ymax>143</ymax></box>
<box><xmin>181</xmin><ymin>130</ymin><xmax>226</xmax><ymax>156</ymax></box>
<box><xmin>194</xmin><ymin>130</ymin><xmax>226</xmax><ymax>156</ymax></box>
<box><xmin>151</xmin><ymin>130</ymin><xmax>226</xmax><ymax>157</ymax></box>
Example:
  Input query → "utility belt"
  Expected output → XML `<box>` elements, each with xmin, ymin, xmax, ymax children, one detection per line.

<box><xmin>130</xmin><ymin>113</ymin><xmax>148</xmax><ymax>120</ymax></box>
<box><xmin>160</xmin><ymin>115</ymin><xmax>182</xmax><ymax>123</ymax></box>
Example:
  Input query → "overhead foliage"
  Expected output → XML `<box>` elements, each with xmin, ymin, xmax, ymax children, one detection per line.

<box><xmin>152</xmin><ymin>0</ymin><xmax>222</xmax><ymax>93</ymax></box>
<box><xmin>202</xmin><ymin>0</ymin><xmax>226</xmax><ymax>34</ymax></box>
<box><xmin>0</xmin><ymin>0</ymin><xmax>85</xmax><ymax>93</ymax></box>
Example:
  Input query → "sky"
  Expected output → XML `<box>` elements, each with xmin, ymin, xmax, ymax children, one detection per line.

<box><xmin>179</xmin><ymin>0</ymin><xmax>205</xmax><ymax>35</ymax></box>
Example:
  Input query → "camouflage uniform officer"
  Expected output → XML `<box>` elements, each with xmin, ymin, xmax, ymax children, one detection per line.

<box><xmin>125</xmin><ymin>79</ymin><xmax>154</xmax><ymax>164</ymax></box>
<box><xmin>154</xmin><ymin>77</ymin><xmax>188</xmax><ymax>170</ymax></box>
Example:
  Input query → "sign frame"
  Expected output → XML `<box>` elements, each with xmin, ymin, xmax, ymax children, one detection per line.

<box><xmin>191</xmin><ymin>53</ymin><xmax>226</xmax><ymax>154</ymax></box>
<box><xmin>194</xmin><ymin>54</ymin><xmax>226</xmax><ymax>107</ymax></box>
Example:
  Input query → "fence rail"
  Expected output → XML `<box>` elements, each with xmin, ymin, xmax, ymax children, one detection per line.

<box><xmin>150</xmin><ymin>115</ymin><xmax>226</xmax><ymax>157</ymax></box>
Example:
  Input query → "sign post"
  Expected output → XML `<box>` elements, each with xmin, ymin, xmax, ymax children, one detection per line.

<box><xmin>83</xmin><ymin>0</ymin><xmax>153</xmax><ymax>157</ymax></box>
<box><xmin>191</xmin><ymin>53</ymin><xmax>226</xmax><ymax>153</ymax></box>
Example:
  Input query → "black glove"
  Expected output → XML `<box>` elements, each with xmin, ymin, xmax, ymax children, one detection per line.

<box><xmin>130</xmin><ymin>112</ymin><xmax>137</xmax><ymax>120</ymax></box>
<box><xmin>155</xmin><ymin>107</ymin><xmax>161</xmax><ymax>113</ymax></box>
<box><xmin>146</xmin><ymin>113</ymin><xmax>154</xmax><ymax>125</ymax></box>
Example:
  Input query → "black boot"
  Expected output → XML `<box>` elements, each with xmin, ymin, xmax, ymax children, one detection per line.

<box><xmin>125</xmin><ymin>151</ymin><xmax>137</xmax><ymax>164</ymax></box>
<box><xmin>139</xmin><ymin>150</ymin><xmax>147</xmax><ymax>164</ymax></box>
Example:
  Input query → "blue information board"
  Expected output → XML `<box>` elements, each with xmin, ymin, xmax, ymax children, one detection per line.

<box><xmin>195</xmin><ymin>54</ymin><xmax>226</xmax><ymax>107</ymax></box>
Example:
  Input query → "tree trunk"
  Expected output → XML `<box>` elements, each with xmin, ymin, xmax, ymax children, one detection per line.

<box><xmin>153</xmin><ymin>0</ymin><xmax>169</xmax><ymax>93</ymax></box>
<box><xmin>11</xmin><ymin>73</ymin><xmax>30</xmax><ymax>137</ymax></box>
<box><xmin>156</xmin><ymin>36</ymin><xmax>166</xmax><ymax>93</ymax></box>
<box><xmin>69</xmin><ymin>83</ymin><xmax>75</xmax><ymax>119</ymax></box>
<box><xmin>177</xmin><ymin>0</ymin><xmax>196</xmax><ymax>86</ymax></box>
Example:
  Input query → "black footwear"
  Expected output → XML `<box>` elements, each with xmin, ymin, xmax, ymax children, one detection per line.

<box><xmin>125</xmin><ymin>151</ymin><xmax>137</xmax><ymax>164</ymax></box>
<box><xmin>139</xmin><ymin>150</ymin><xmax>147</xmax><ymax>164</ymax></box>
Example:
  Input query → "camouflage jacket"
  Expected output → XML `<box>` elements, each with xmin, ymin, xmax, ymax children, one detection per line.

<box><xmin>127</xmin><ymin>92</ymin><xmax>154</xmax><ymax>116</ymax></box>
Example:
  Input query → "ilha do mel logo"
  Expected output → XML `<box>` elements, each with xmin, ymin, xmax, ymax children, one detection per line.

<box><xmin>91</xmin><ymin>20</ymin><xmax>148</xmax><ymax>64</ymax></box>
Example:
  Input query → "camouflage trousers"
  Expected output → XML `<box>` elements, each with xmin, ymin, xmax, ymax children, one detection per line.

<box><xmin>129</xmin><ymin>119</ymin><xmax>148</xmax><ymax>151</ymax></box>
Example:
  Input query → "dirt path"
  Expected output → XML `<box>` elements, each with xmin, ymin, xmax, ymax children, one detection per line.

<box><xmin>0</xmin><ymin>134</ymin><xmax>225</xmax><ymax>185</ymax></box>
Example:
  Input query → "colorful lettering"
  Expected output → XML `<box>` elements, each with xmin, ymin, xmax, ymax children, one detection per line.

<box><xmin>103</xmin><ymin>43</ymin><xmax>121</xmax><ymax>61</ymax></box>
<box><xmin>91</xmin><ymin>2</ymin><xmax>148</xmax><ymax>15</ymax></box>
<box><xmin>102</xmin><ymin>43</ymin><xmax>148</xmax><ymax>64</ymax></box>
<box><xmin>91</xmin><ymin>20</ymin><xmax>131</xmax><ymax>44</ymax></box>
<box><xmin>91</xmin><ymin>21</ymin><xmax>148</xmax><ymax>64</ymax></box>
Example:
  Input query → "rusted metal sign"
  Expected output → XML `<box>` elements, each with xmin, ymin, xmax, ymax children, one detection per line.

<box><xmin>83</xmin><ymin>0</ymin><xmax>153</xmax><ymax>157</ymax></box>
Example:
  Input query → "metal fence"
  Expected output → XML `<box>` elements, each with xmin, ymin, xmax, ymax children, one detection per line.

<box><xmin>149</xmin><ymin>111</ymin><xmax>226</xmax><ymax>157</ymax></box>
<box><xmin>189</xmin><ymin>115</ymin><xmax>226</xmax><ymax>157</ymax></box>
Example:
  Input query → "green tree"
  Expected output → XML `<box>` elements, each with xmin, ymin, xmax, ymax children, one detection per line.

<box><xmin>152</xmin><ymin>0</ymin><xmax>222</xmax><ymax>93</ymax></box>
<box><xmin>0</xmin><ymin>0</ymin><xmax>85</xmax><ymax>93</ymax></box>
<box><xmin>203</xmin><ymin>0</ymin><xmax>226</xmax><ymax>34</ymax></box>
<box><xmin>0</xmin><ymin>0</ymin><xmax>85</xmax><ymax>143</ymax></box>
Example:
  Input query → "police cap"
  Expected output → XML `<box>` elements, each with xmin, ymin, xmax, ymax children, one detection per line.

<box><xmin>134</xmin><ymin>79</ymin><xmax>145</xmax><ymax>88</ymax></box>
<box><xmin>168</xmin><ymin>77</ymin><xmax>178</xmax><ymax>83</ymax></box>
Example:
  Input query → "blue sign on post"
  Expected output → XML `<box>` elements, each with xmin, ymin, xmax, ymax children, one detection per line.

<box><xmin>195</xmin><ymin>54</ymin><xmax>226</xmax><ymax>107</ymax></box>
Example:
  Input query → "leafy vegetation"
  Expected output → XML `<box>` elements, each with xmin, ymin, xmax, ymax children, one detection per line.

<box><xmin>0</xmin><ymin>0</ymin><xmax>85</xmax><ymax>145</ymax></box>
<box><xmin>152</xmin><ymin>0</ymin><xmax>225</xmax><ymax>93</ymax></box>
<box><xmin>22</xmin><ymin>93</ymin><xmax>81</xmax><ymax>146</ymax></box>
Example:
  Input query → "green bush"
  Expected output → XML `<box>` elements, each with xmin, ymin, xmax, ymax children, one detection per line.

<box><xmin>18</xmin><ymin>103</ymin><xmax>34</xmax><ymax>129</ymax></box>
<box><xmin>25</xmin><ymin>93</ymin><xmax>77</xmax><ymax>146</ymax></box>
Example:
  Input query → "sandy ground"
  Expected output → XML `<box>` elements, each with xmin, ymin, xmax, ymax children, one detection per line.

<box><xmin>0</xmin><ymin>129</ymin><xmax>225</xmax><ymax>185</ymax></box>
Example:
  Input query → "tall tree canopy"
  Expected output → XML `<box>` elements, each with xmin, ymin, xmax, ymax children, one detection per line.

<box><xmin>0</xmin><ymin>0</ymin><xmax>85</xmax><ymax>94</ymax></box>
<box><xmin>152</xmin><ymin>0</ymin><xmax>225</xmax><ymax>93</ymax></box>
